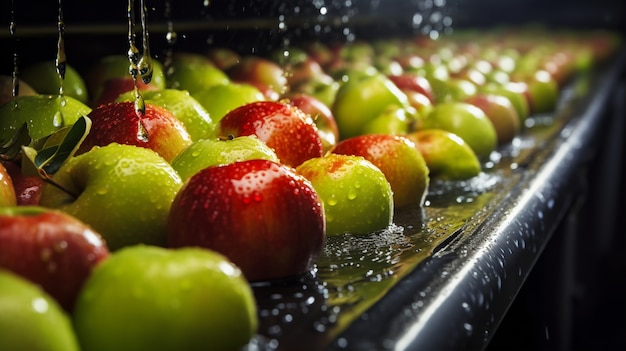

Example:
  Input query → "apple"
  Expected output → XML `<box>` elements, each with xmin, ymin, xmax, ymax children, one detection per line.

<box><xmin>1</xmin><ymin>160</ymin><xmax>42</xmax><ymax>206</ymax></box>
<box><xmin>282</xmin><ymin>92</ymin><xmax>339</xmax><ymax>152</ymax></box>
<box><xmin>480</xmin><ymin>81</ymin><xmax>530</xmax><ymax>125</ymax></box>
<box><xmin>73</xmin><ymin>245</ymin><xmax>258</xmax><ymax>351</ymax></box>
<box><xmin>39</xmin><ymin>143</ymin><xmax>183</xmax><ymax>251</ymax></box>
<box><xmin>289</xmin><ymin>72</ymin><xmax>340</xmax><ymax>108</ymax></box>
<box><xmin>433</xmin><ymin>78</ymin><xmax>478</xmax><ymax>102</ymax></box>
<box><xmin>361</xmin><ymin>104</ymin><xmax>413</xmax><ymax>135</ymax></box>
<box><xmin>166</xmin><ymin>52</ymin><xmax>230</xmax><ymax>94</ymax></box>
<box><xmin>387</xmin><ymin>73</ymin><xmax>435</xmax><ymax>104</ymax></box>
<box><xmin>0</xmin><ymin>94</ymin><xmax>92</xmax><ymax>141</ymax></box>
<box><xmin>404</xmin><ymin>90</ymin><xmax>434</xmax><ymax>121</ymax></box>
<box><xmin>85</xmin><ymin>55</ymin><xmax>165</xmax><ymax>107</ymax></box>
<box><xmin>296</xmin><ymin>154</ymin><xmax>394</xmax><ymax>236</ymax></box>
<box><xmin>0</xmin><ymin>161</ymin><xmax>16</xmax><ymax>206</ymax></box>
<box><xmin>191</xmin><ymin>82</ymin><xmax>265</xmax><ymax>125</ymax></box>
<box><xmin>464</xmin><ymin>93</ymin><xmax>521</xmax><ymax>144</ymax></box>
<box><xmin>404</xmin><ymin>129</ymin><xmax>482</xmax><ymax>180</ymax></box>
<box><xmin>167</xmin><ymin>159</ymin><xmax>325</xmax><ymax>282</ymax></box>
<box><xmin>332</xmin><ymin>72</ymin><xmax>411</xmax><ymax>139</ymax></box>
<box><xmin>331</xmin><ymin>134</ymin><xmax>429</xmax><ymax>209</ymax></box>
<box><xmin>226</xmin><ymin>56</ymin><xmax>288</xmax><ymax>100</ymax></box>
<box><xmin>116</xmin><ymin>89</ymin><xmax>216</xmax><ymax>141</ymax></box>
<box><xmin>418</xmin><ymin>101</ymin><xmax>497</xmax><ymax>159</ymax></box>
<box><xmin>170</xmin><ymin>135</ymin><xmax>279</xmax><ymax>182</ymax></box>
<box><xmin>217</xmin><ymin>101</ymin><xmax>324</xmax><ymax>168</ymax></box>
<box><xmin>0</xmin><ymin>206</ymin><xmax>109</xmax><ymax>311</ymax></box>
<box><xmin>302</xmin><ymin>41</ymin><xmax>334</xmax><ymax>67</ymax></box>
<box><xmin>515</xmin><ymin>69</ymin><xmax>559</xmax><ymax>114</ymax></box>
<box><xmin>0</xmin><ymin>269</ymin><xmax>80</xmax><ymax>351</ymax></box>
<box><xmin>20</xmin><ymin>61</ymin><xmax>89</xmax><ymax>104</ymax></box>
<box><xmin>204</xmin><ymin>47</ymin><xmax>241</xmax><ymax>71</ymax></box>
<box><xmin>76</xmin><ymin>101</ymin><xmax>192</xmax><ymax>163</ymax></box>
<box><xmin>0</xmin><ymin>75</ymin><xmax>37</xmax><ymax>107</ymax></box>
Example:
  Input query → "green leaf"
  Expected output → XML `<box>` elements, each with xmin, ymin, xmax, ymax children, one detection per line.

<box><xmin>21</xmin><ymin>115</ymin><xmax>92</xmax><ymax>178</ymax></box>
<box><xmin>0</xmin><ymin>123</ymin><xmax>31</xmax><ymax>161</ymax></box>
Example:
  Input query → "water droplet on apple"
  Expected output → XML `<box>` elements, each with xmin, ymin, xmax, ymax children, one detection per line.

<box><xmin>53</xmin><ymin>111</ymin><xmax>64</xmax><ymax>127</ymax></box>
<box><xmin>347</xmin><ymin>189</ymin><xmax>357</xmax><ymax>200</ymax></box>
<box><xmin>327</xmin><ymin>197</ymin><xmax>337</xmax><ymax>206</ymax></box>
<box><xmin>96</xmin><ymin>188</ymin><xmax>108</xmax><ymax>195</ymax></box>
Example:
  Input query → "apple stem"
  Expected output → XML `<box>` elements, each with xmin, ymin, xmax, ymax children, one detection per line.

<box><xmin>42</xmin><ymin>177</ymin><xmax>79</xmax><ymax>200</ymax></box>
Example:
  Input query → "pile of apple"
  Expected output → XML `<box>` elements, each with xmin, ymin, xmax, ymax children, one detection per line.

<box><xmin>0</xmin><ymin>26</ymin><xmax>620</xmax><ymax>350</ymax></box>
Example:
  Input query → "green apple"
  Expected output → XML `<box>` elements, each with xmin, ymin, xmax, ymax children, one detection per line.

<box><xmin>404</xmin><ymin>129</ymin><xmax>482</xmax><ymax>180</ymax></box>
<box><xmin>419</xmin><ymin>101</ymin><xmax>497</xmax><ymax>159</ymax></box>
<box><xmin>20</xmin><ymin>61</ymin><xmax>89</xmax><ymax>104</ymax></box>
<box><xmin>296</xmin><ymin>154</ymin><xmax>393</xmax><ymax>236</ymax></box>
<box><xmin>289</xmin><ymin>73</ymin><xmax>340</xmax><ymax>108</ymax></box>
<box><xmin>433</xmin><ymin>78</ymin><xmax>478</xmax><ymax>102</ymax></box>
<box><xmin>167</xmin><ymin>52</ymin><xmax>230</xmax><ymax>94</ymax></box>
<box><xmin>116</xmin><ymin>89</ymin><xmax>216</xmax><ymax>141</ymax></box>
<box><xmin>191</xmin><ymin>82</ymin><xmax>265</xmax><ymax>125</ymax></box>
<box><xmin>480</xmin><ymin>82</ymin><xmax>530</xmax><ymax>124</ymax></box>
<box><xmin>521</xmin><ymin>69</ymin><xmax>559</xmax><ymax>114</ymax></box>
<box><xmin>0</xmin><ymin>162</ymin><xmax>16</xmax><ymax>207</ymax></box>
<box><xmin>0</xmin><ymin>94</ymin><xmax>91</xmax><ymax>141</ymax></box>
<box><xmin>362</xmin><ymin>104</ymin><xmax>412</xmax><ymax>135</ymax></box>
<box><xmin>0</xmin><ymin>269</ymin><xmax>80</xmax><ymax>351</ymax></box>
<box><xmin>465</xmin><ymin>93</ymin><xmax>521</xmax><ymax>144</ymax></box>
<box><xmin>0</xmin><ymin>75</ymin><xmax>37</xmax><ymax>107</ymax></box>
<box><xmin>171</xmin><ymin>136</ymin><xmax>279</xmax><ymax>182</ymax></box>
<box><xmin>332</xmin><ymin>72</ymin><xmax>410</xmax><ymax>139</ymax></box>
<box><xmin>39</xmin><ymin>143</ymin><xmax>183</xmax><ymax>251</ymax></box>
<box><xmin>331</xmin><ymin>134</ymin><xmax>430</xmax><ymax>209</ymax></box>
<box><xmin>73</xmin><ymin>245</ymin><xmax>258</xmax><ymax>351</ymax></box>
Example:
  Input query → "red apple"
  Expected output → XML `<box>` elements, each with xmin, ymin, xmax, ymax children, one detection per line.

<box><xmin>167</xmin><ymin>159</ymin><xmax>325</xmax><ymax>282</ymax></box>
<box><xmin>1</xmin><ymin>160</ymin><xmax>43</xmax><ymax>206</ymax></box>
<box><xmin>387</xmin><ymin>73</ymin><xmax>435</xmax><ymax>104</ymax></box>
<box><xmin>77</xmin><ymin>101</ymin><xmax>192</xmax><ymax>162</ymax></box>
<box><xmin>226</xmin><ymin>56</ymin><xmax>288</xmax><ymax>100</ymax></box>
<box><xmin>282</xmin><ymin>92</ymin><xmax>339</xmax><ymax>152</ymax></box>
<box><xmin>217</xmin><ymin>101</ymin><xmax>324</xmax><ymax>168</ymax></box>
<box><xmin>92</xmin><ymin>77</ymin><xmax>160</xmax><ymax>108</ymax></box>
<box><xmin>331</xmin><ymin>134</ymin><xmax>430</xmax><ymax>209</ymax></box>
<box><xmin>0</xmin><ymin>206</ymin><xmax>110</xmax><ymax>311</ymax></box>
<box><xmin>464</xmin><ymin>93</ymin><xmax>521</xmax><ymax>144</ymax></box>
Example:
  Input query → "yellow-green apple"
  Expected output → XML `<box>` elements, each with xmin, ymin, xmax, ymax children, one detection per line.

<box><xmin>0</xmin><ymin>94</ymin><xmax>91</xmax><ymax>141</ymax></box>
<box><xmin>226</xmin><ymin>56</ymin><xmax>288</xmax><ymax>101</ymax></box>
<box><xmin>480</xmin><ymin>81</ymin><xmax>530</xmax><ymax>125</ymax></box>
<box><xmin>464</xmin><ymin>93</ymin><xmax>520</xmax><ymax>144</ymax></box>
<box><xmin>0</xmin><ymin>75</ymin><xmax>37</xmax><ymax>107</ymax></box>
<box><xmin>170</xmin><ymin>135</ymin><xmax>279</xmax><ymax>182</ymax></box>
<box><xmin>513</xmin><ymin>69</ymin><xmax>559</xmax><ymax>114</ymax></box>
<box><xmin>0</xmin><ymin>162</ymin><xmax>16</xmax><ymax>206</ymax></box>
<box><xmin>331</xmin><ymin>134</ymin><xmax>429</xmax><ymax>209</ymax></box>
<box><xmin>1</xmin><ymin>160</ymin><xmax>43</xmax><ymax>206</ymax></box>
<box><xmin>289</xmin><ymin>72</ymin><xmax>340</xmax><ymax>108</ymax></box>
<box><xmin>73</xmin><ymin>245</ymin><xmax>257</xmax><ymax>351</ymax></box>
<box><xmin>282</xmin><ymin>92</ymin><xmax>339</xmax><ymax>152</ymax></box>
<box><xmin>191</xmin><ymin>82</ymin><xmax>265</xmax><ymax>125</ymax></box>
<box><xmin>434</xmin><ymin>78</ymin><xmax>478</xmax><ymax>102</ymax></box>
<box><xmin>116</xmin><ymin>89</ymin><xmax>215</xmax><ymax>141</ymax></box>
<box><xmin>296</xmin><ymin>154</ymin><xmax>394</xmax><ymax>236</ymax></box>
<box><xmin>404</xmin><ymin>90</ymin><xmax>434</xmax><ymax>122</ymax></box>
<box><xmin>332</xmin><ymin>72</ymin><xmax>411</xmax><ymax>139</ymax></box>
<box><xmin>166</xmin><ymin>52</ymin><xmax>230</xmax><ymax>94</ymax></box>
<box><xmin>39</xmin><ymin>143</ymin><xmax>183</xmax><ymax>251</ymax></box>
<box><xmin>167</xmin><ymin>159</ymin><xmax>325</xmax><ymax>282</ymax></box>
<box><xmin>0</xmin><ymin>269</ymin><xmax>80</xmax><ymax>351</ymax></box>
<box><xmin>217</xmin><ymin>101</ymin><xmax>324</xmax><ymax>168</ymax></box>
<box><xmin>76</xmin><ymin>101</ymin><xmax>192</xmax><ymax>162</ymax></box>
<box><xmin>0</xmin><ymin>206</ymin><xmax>109</xmax><ymax>311</ymax></box>
<box><xmin>20</xmin><ymin>61</ymin><xmax>89</xmax><ymax>104</ymax></box>
<box><xmin>204</xmin><ymin>47</ymin><xmax>241</xmax><ymax>71</ymax></box>
<box><xmin>85</xmin><ymin>55</ymin><xmax>165</xmax><ymax>107</ymax></box>
<box><xmin>404</xmin><ymin>129</ymin><xmax>482</xmax><ymax>180</ymax></box>
<box><xmin>361</xmin><ymin>104</ymin><xmax>413</xmax><ymax>135</ymax></box>
<box><xmin>387</xmin><ymin>73</ymin><xmax>435</xmax><ymax>104</ymax></box>
<box><xmin>419</xmin><ymin>101</ymin><xmax>497</xmax><ymax>159</ymax></box>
